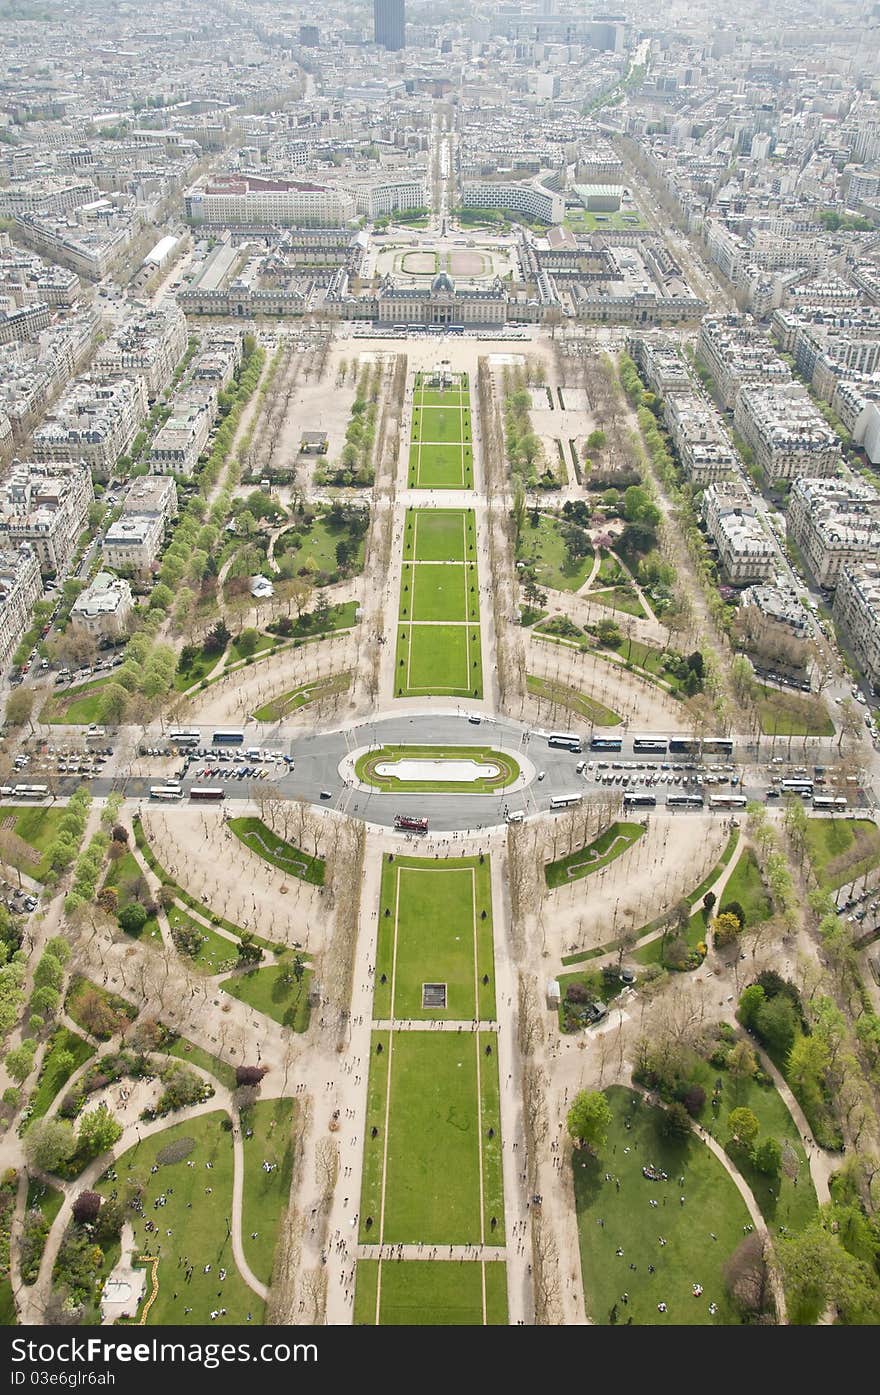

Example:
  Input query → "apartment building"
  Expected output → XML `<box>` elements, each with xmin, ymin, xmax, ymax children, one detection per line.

<box><xmin>149</xmin><ymin>396</ymin><xmax>212</xmax><ymax>478</ymax></box>
<box><xmin>833</xmin><ymin>562</ymin><xmax>880</xmax><ymax>691</ymax></box>
<box><xmin>787</xmin><ymin>475</ymin><xmax>880</xmax><ymax>587</ymax></box>
<box><xmin>0</xmin><ymin>302</ymin><xmax>51</xmax><ymax>346</ymax></box>
<box><xmin>122</xmin><ymin>475</ymin><xmax>177</xmax><ymax>528</ymax></box>
<box><xmin>702</xmin><ymin>480</ymin><xmax>776</xmax><ymax>584</ymax></box>
<box><xmin>191</xmin><ymin>332</ymin><xmax>244</xmax><ymax>390</ymax></box>
<box><xmin>94</xmin><ymin>301</ymin><xmax>189</xmax><ymax>401</ymax></box>
<box><xmin>664</xmin><ymin>392</ymin><xmax>740</xmax><ymax>486</ymax></box>
<box><xmin>733</xmin><ymin>383</ymin><xmax>840</xmax><ymax>482</ymax></box>
<box><xmin>101</xmin><ymin>513</ymin><xmax>164</xmax><ymax>572</ymax></box>
<box><xmin>628</xmin><ymin>333</ymin><xmax>693</xmax><ymax>396</ymax></box>
<box><xmin>185</xmin><ymin>175</ymin><xmax>357</xmax><ymax>227</ymax></box>
<box><xmin>0</xmin><ymin>544</ymin><xmax>42</xmax><ymax>671</ymax></box>
<box><xmin>697</xmin><ymin>315</ymin><xmax>791</xmax><ymax>409</ymax></box>
<box><xmin>14</xmin><ymin>212</ymin><xmax>134</xmax><ymax>279</ymax></box>
<box><xmin>0</xmin><ymin>460</ymin><xmax>93</xmax><ymax>577</ymax></box>
<box><xmin>70</xmin><ymin>570</ymin><xmax>133</xmax><ymax>640</ymax></box>
<box><xmin>33</xmin><ymin>376</ymin><xmax>148</xmax><ymax>481</ymax></box>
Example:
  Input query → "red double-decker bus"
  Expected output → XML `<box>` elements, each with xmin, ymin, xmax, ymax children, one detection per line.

<box><xmin>394</xmin><ymin>814</ymin><xmax>428</xmax><ymax>833</ymax></box>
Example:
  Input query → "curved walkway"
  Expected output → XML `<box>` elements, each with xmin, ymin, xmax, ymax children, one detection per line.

<box><xmin>17</xmin><ymin>1072</ymin><xmax>268</xmax><ymax>1324</ymax></box>
<box><xmin>753</xmin><ymin>1047</ymin><xmax>835</xmax><ymax>1205</ymax></box>
<box><xmin>634</xmin><ymin>1084</ymin><xmax>787</xmax><ymax>1324</ymax></box>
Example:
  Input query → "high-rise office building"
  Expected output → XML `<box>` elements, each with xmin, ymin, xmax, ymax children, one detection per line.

<box><xmin>374</xmin><ymin>0</ymin><xmax>405</xmax><ymax>50</ymax></box>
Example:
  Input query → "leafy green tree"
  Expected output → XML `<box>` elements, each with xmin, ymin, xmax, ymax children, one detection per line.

<box><xmin>738</xmin><ymin>984</ymin><xmax>765</xmax><ymax>1029</ymax></box>
<box><xmin>728</xmin><ymin>1106</ymin><xmax>760</xmax><ymax>1148</ymax></box>
<box><xmin>118</xmin><ymin>902</ymin><xmax>147</xmax><ymax>936</ymax></box>
<box><xmin>24</xmin><ymin>1117</ymin><xmax>76</xmax><ymax>1173</ymax></box>
<box><xmin>5</xmin><ymin>1039</ymin><xmax>37</xmax><ymax>1082</ymax></box>
<box><xmin>567</xmin><ymin>1090</ymin><xmax>613</xmax><ymax>1154</ymax></box>
<box><xmin>661</xmin><ymin>1100</ymin><xmax>692</xmax><ymax>1140</ymax></box>
<box><xmin>237</xmin><ymin>628</ymin><xmax>260</xmax><ymax>658</ymax></box>
<box><xmin>781</xmin><ymin>1218</ymin><xmax>880</xmax><ymax>1324</ymax></box>
<box><xmin>754</xmin><ymin>995</ymin><xmax>798</xmax><ymax>1058</ymax></box>
<box><xmin>77</xmin><ymin>1104</ymin><xmax>122</xmax><ymax>1161</ymax></box>
<box><xmin>753</xmin><ymin>1137</ymin><xmax>782</xmax><ymax>1175</ymax></box>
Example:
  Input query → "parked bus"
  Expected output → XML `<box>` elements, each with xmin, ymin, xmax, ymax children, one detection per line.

<box><xmin>667</xmin><ymin>794</ymin><xmax>704</xmax><ymax>809</ymax></box>
<box><xmin>13</xmin><ymin>784</ymin><xmax>49</xmax><ymax>799</ymax></box>
<box><xmin>169</xmin><ymin>729</ymin><xmax>201</xmax><ymax>747</ymax></box>
<box><xmin>394</xmin><ymin>814</ymin><xmax>428</xmax><ymax>833</ymax></box>
<box><xmin>550</xmin><ymin>793</ymin><xmax>582</xmax><ymax>809</ymax></box>
<box><xmin>709</xmin><ymin>794</ymin><xmax>748</xmax><ymax>809</ymax></box>
<box><xmin>781</xmin><ymin>780</ymin><xmax>813</xmax><ymax>796</ymax></box>
<box><xmin>189</xmin><ymin>787</ymin><xmax>225</xmax><ymax>801</ymax></box>
<box><xmin>623</xmin><ymin>793</ymin><xmax>657</xmax><ymax>808</ymax></box>
<box><xmin>547</xmin><ymin>732</ymin><xmax>582</xmax><ymax>753</ymax></box>
<box><xmin>150</xmin><ymin>785</ymin><xmax>184</xmax><ymax>801</ymax></box>
<box><xmin>701</xmin><ymin>738</ymin><xmax>734</xmax><ymax>755</ymax></box>
<box><xmin>590</xmin><ymin>737</ymin><xmax>623</xmax><ymax>752</ymax></box>
<box><xmin>212</xmin><ymin>729</ymin><xmax>245</xmax><ymax>746</ymax></box>
<box><xmin>633</xmin><ymin>739</ymin><xmax>668</xmax><ymax>754</ymax></box>
<box><xmin>813</xmin><ymin>795</ymin><xmax>849</xmax><ymax>811</ymax></box>
<box><xmin>669</xmin><ymin>739</ymin><xmax>699</xmax><ymax>754</ymax></box>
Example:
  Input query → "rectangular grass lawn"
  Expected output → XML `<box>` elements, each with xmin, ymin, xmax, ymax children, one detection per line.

<box><xmin>397</xmin><ymin>623</ymin><xmax>482</xmax><ymax>697</ymax></box>
<box><xmin>803</xmin><ymin>816</ymin><xmax>880</xmax><ymax>889</ymax></box>
<box><xmin>354</xmin><ymin>1259</ymin><xmax>507</xmax><ymax>1325</ymax></box>
<box><xmin>408</xmin><ymin>441</ymin><xmax>470</xmax><ymax>489</ymax></box>
<box><xmin>361</xmin><ymin>1031</ymin><xmax>501</xmax><ymax>1245</ymax></box>
<box><xmin>403</xmin><ymin>509</ymin><xmax>472</xmax><ymax>562</ymax></box>
<box><xmin>415</xmin><ymin>405</ymin><xmax>470</xmax><ymax>444</ymax></box>
<box><xmin>400</xmin><ymin>562</ymin><xmax>467</xmax><ymax>622</ymax></box>
<box><xmin>373</xmin><ymin>857</ymin><xmax>496</xmax><ymax>1021</ymax></box>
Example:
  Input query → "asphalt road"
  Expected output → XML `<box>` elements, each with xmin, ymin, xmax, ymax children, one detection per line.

<box><xmin>19</xmin><ymin>712</ymin><xmax>874</xmax><ymax>832</ymax></box>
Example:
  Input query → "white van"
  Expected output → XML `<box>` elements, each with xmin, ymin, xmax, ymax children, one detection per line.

<box><xmin>506</xmin><ymin>810</ymin><xmax>524</xmax><ymax>824</ymax></box>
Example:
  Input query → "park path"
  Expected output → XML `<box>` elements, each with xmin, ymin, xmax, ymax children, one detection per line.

<box><xmin>752</xmin><ymin>1047</ymin><xmax>835</xmax><ymax>1205</ymax></box>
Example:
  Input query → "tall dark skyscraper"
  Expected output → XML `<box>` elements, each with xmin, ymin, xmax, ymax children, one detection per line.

<box><xmin>374</xmin><ymin>0</ymin><xmax>405</xmax><ymax>51</ymax></box>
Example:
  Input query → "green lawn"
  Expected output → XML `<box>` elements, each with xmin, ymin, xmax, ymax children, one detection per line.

<box><xmin>222</xmin><ymin>964</ymin><xmax>311</xmax><ymax>1032</ymax></box>
<box><xmin>573</xmin><ymin>1086</ymin><xmax>749</xmax><ymax>1325</ymax></box>
<box><xmin>803</xmin><ymin>817</ymin><xmax>880</xmax><ymax>890</ymax></box>
<box><xmin>359</xmin><ymin>1030</ymin><xmax>503</xmax><ymax>1246</ymax></box>
<box><xmin>355</xmin><ymin>746</ymin><xmax>519</xmax><ymax>794</ymax></box>
<box><xmin>395</xmin><ymin>623</ymin><xmax>483</xmax><ymax>698</ymax></box>
<box><xmin>588</xmin><ymin>586</ymin><xmax>647</xmax><ymax>619</ymax></box>
<box><xmin>40</xmin><ymin>679</ymin><xmax>108</xmax><ymax>725</ymax></box>
<box><xmin>354</xmin><ymin>1259</ymin><xmax>507</xmax><ymax>1325</ymax></box>
<box><xmin>546</xmin><ymin>822</ymin><xmax>644</xmax><ymax>889</ymax></box>
<box><xmin>164</xmin><ymin>1036</ymin><xmax>237</xmax><ymax>1092</ymax></box>
<box><xmin>413</xmin><ymin>405</ymin><xmax>471</xmax><ymax>445</ymax></box>
<box><xmin>526</xmin><ymin>674</ymin><xmax>622</xmax><ymax>726</ymax></box>
<box><xmin>97</xmin><ymin>1112</ymin><xmax>265</xmax><ymax>1326</ymax></box>
<box><xmin>167</xmin><ymin>904</ymin><xmax>238</xmax><ymax>974</ymax></box>
<box><xmin>2</xmin><ymin>805</ymin><xmax>69</xmax><ymax>881</ymax></box>
<box><xmin>239</xmin><ymin>1098</ymin><xmax>295</xmax><ymax>1285</ymax></box>
<box><xmin>27</xmin><ymin>1027</ymin><xmax>94</xmax><ymax>1123</ymax></box>
<box><xmin>704</xmin><ymin>1068</ymin><xmax>818</xmax><ymax>1239</ymax></box>
<box><xmin>251</xmin><ymin>672</ymin><xmax>351</xmax><ymax>721</ymax></box>
<box><xmin>565</xmin><ymin>208</ymin><xmax>648</xmax><ymax>232</ymax></box>
<box><xmin>226</xmin><ymin>632</ymin><xmax>275</xmax><ymax>665</ymax></box>
<box><xmin>0</xmin><ymin>1278</ymin><xmax>15</xmax><ymax>1326</ymax></box>
<box><xmin>228</xmin><ymin>816</ymin><xmax>324</xmax><ymax>885</ymax></box>
<box><xmin>400</xmin><ymin>562</ymin><xmax>477</xmax><ymax>622</ymax></box>
<box><xmin>274</xmin><ymin>515</ymin><xmax>366</xmax><ymax>577</ymax></box>
<box><xmin>23</xmin><ymin>1179</ymin><xmax>64</xmax><ymax>1282</ymax></box>
<box><xmin>722</xmin><ymin>848</ymin><xmax>772</xmax><ymax>925</ymax></box>
<box><xmin>174</xmin><ymin>645</ymin><xmax>219</xmax><ymax>692</ymax></box>
<box><xmin>103</xmin><ymin>848</ymin><xmax>161</xmax><ymax>943</ymax></box>
<box><xmin>373</xmin><ymin>855</ymin><xmax>496</xmax><ymax>1021</ymax></box>
<box><xmin>408</xmin><ymin>440</ymin><xmax>473</xmax><ymax>489</ymax></box>
<box><xmin>517</xmin><ymin>514</ymin><xmax>593</xmax><ymax>591</ymax></box>
<box><xmin>403</xmin><ymin>509</ymin><xmax>475</xmax><ymax>562</ymax></box>
<box><xmin>757</xmin><ymin>686</ymin><xmax>833</xmax><ymax>738</ymax></box>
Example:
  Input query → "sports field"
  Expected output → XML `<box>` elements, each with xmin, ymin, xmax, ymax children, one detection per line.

<box><xmin>397</xmin><ymin>508</ymin><xmax>483</xmax><ymax>698</ymax></box>
<box><xmin>359</xmin><ymin>1029</ymin><xmax>504</xmax><ymax>1247</ymax></box>
<box><xmin>354</xmin><ymin>1258</ymin><xmax>508</xmax><ymax>1325</ymax></box>
<box><xmin>373</xmin><ymin>854</ymin><xmax>496</xmax><ymax>1020</ymax></box>
<box><xmin>408</xmin><ymin>372</ymin><xmax>473</xmax><ymax>489</ymax></box>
